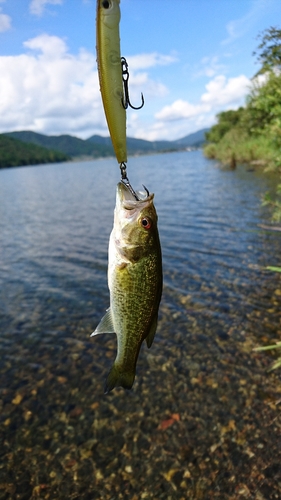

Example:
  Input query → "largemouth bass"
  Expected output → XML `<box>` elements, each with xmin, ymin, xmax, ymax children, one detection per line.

<box><xmin>96</xmin><ymin>0</ymin><xmax>127</xmax><ymax>164</ymax></box>
<box><xmin>91</xmin><ymin>182</ymin><xmax>162</xmax><ymax>393</ymax></box>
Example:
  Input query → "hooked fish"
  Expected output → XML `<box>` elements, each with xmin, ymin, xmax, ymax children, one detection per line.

<box><xmin>96</xmin><ymin>0</ymin><xmax>127</xmax><ymax>164</ymax></box>
<box><xmin>91</xmin><ymin>182</ymin><xmax>162</xmax><ymax>393</ymax></box>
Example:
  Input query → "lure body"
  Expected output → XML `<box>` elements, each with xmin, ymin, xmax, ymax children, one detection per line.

<box><xmin>96</xmin><ymin>0</ymin><xmax>127</xmax><ymax>163</ymax></box>
<box><xmin>91</xmin><ymin>182</ymin><xmax>162</xmax><ymax>393</ymax></box>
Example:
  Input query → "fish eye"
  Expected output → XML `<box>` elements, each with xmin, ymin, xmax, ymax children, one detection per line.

<box><xmin>102</xmin><ymin>0</ymin><xmax>110</xmax><ymax>8</ymax></box>
<box><xmin>141</xmin><ymin>217</ymin><xmax>152</xmax><ymax>230</ymax></box>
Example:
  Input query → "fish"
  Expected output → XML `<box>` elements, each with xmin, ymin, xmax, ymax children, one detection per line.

<box><xmin>96</xmin><ymin>0</ymin><xmax>127</xmax><ymax>164</ymax></box>
<box><xmin>91</xmin><ymin>181</ymin><xmax>162</xmax><ymax>393</ymax></box>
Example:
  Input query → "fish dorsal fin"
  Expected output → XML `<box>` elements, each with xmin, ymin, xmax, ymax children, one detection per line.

<box><xmin>145</xmin><ymin>314</ymin><xmax>158</xmax><ymax>348</ymax></box>
<box><xmin>90</xmin><ymin>308</ymin><xmax>115</xmax><ymax>336</ymax></box>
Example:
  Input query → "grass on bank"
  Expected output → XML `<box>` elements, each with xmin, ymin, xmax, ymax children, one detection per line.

<box><xmin>204</xmin><ymin>128</ymin><xmax>280</xmax><ymax>170</ymax></box>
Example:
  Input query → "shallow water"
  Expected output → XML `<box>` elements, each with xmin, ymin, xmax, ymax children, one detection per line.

<box><xmin>0</xmin><ymin>151</ymin><xmax>280</xmax><ymax>499</ymax></box>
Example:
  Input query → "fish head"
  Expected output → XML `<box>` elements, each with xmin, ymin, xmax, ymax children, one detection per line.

<box><xmin>97</xmin><ymin>0</ymin><xmax>120</xmax><ymax>28</ymax></box>
<box><xmin>113</xmin><ymin>182</ymin><xmax>159</xmax><ymax>260</ymax></box>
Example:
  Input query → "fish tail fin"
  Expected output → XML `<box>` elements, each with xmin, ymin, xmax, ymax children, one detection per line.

<box><xmin>104</xmin><ymin>364</ymin><xmax>135</xmax><ymax>394</ymax></box>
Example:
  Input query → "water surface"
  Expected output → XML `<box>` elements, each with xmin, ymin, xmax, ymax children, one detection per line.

<box><xmin>0</xmin><ymin>152</ymin><xmax>280</xmax><ymax>499</ymax></box>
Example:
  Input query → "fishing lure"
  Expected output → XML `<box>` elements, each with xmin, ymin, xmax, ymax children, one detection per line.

<box><xmin>96</xmin><ymin>0</ymin><xmax>144</xmax><ymax>166</ymax></box>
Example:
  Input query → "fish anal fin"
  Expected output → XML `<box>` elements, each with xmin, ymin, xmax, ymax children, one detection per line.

<box><xmin>90</xmin><ymin>308</ymin><xmax>115</xmax><ymax>337</ymax></box>
<box><xmin>104</xmin><ymin>364</ymin><xmax>135</xmax><ymax>394</ymax></box>
<box><xmin>145</xmin><ymin>314</ymin><xmax>158</xmax><ymax>348</ymax></box>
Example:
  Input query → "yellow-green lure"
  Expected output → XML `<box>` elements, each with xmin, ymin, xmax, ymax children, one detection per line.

<box><xmin>96</xmin><ymin>0</ymin><xmax>127</xmax><ymax>164</ymax></box>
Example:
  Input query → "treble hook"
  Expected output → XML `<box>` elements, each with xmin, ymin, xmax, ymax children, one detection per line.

<box><xmin>121</xmin><ymin>57</ymin><xmax>144</xmax><ymax>110</ymax></box>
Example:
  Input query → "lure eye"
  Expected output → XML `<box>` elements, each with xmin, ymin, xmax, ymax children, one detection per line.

<box><xmin>102</xmin><ymin>0</ymin><xmax>110</xmax><ymax>8</ymax></box>
<box><xmin>141</xmin><ymin>217</ymin><xmax>152</xmax><ymax>230</ymax></box>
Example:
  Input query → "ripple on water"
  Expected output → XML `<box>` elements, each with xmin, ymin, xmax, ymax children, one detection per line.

<box><xmin>0</xmin><ymin>153</ymin><xmax>281</xmax><ymax>499</ymax></box>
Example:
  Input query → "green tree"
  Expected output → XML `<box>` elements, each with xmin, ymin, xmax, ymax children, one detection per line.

<box><xmin>248</xmin><ymin>27</ymin><xmax>281</xmax><ymax>143</ymax></box>
<box><xmin>246</xmin><ymin>71</ymin><xmax>281</xmax><ymax>145</ymax></box>
<box><xmin>205</xmin><ymin>108</ymin><xmax>245</xmax><ymax>143</ymax></box>
<box><xmin>253</xmin><ymin>26</ymin><xmax>281</xmax><ymax>75</ymax></box>
<box><xmin>204</xmin><ymin>26</ymin><xmax>281</xmax><ymax>220</ymax></box>
<box><xmin>0</xmin><ymin>135</ymin><xmax>69</xmax><ymax>168</ymax></box>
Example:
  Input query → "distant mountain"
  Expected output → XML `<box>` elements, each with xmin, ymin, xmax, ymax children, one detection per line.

<box><xmin>4</xmin><ymin>128</ymin><xmax>209</xmax><ymax>160</ymax></box>
<box><xmin>0</xmin><ymin>134</ymin><xmax>69</xmax><ymax>169</ymax></box>
<box><xmin>87</xmin><ymin>135</ymin><xmax>174</xmax><ymax>155</ymax></box>
<box><xmin>4</xmin><ymin>131</ymin><xmax>112</xmax><ymax>158</ymax></box>
<box><xmin>86</xmin><ymin>135</ymin><xmax>113</xmax><ymax>146</ymax></box>
<box><xmin>174</xmin><ymin>128</ymin><xmax>210</xmax><ymax>147</ymax></box>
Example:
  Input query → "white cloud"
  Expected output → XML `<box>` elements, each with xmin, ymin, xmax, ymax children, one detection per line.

<box><xmin>201</xmin><ymin>74</ymin><xmax>250</xmax><ymax>107</ymax></box>
<box><xmin>155</xmin><ymin>100</ymin><xmax>207</xmax><ymax>122</ymax></box>
<box><xmin>29</xmin><ymin>0</ymin><xmax>63</xmax><ymax>16</ymax></box>
<box><xmin>0</xmin><ymin>34</ymin><xmax>104</xmax><ymax>138</ymax></box>
<box><xmin>146</xmin><ymin>74</ymin><xmax>251</xmax><ymax>141</ymax></box>
<box><xmin>0</xmin><ymin>34</ymin><xmax>176</xmax><ymax>139</ymax></box>
<box><xmin>126</xmin><ymin>112</ymin><xmax>215</xmax><ymax>143</ymax></box>
<box><xmin>0</xmin><ymin>28</ymin><xmax>253</xmax><ymax>143</ymax></box>
<box><xmin>0</xmin><ymin>9</ymin><xmax>11</xmax><ymax>32</ymax></box>
<box><xmin>155</xmin><ymin>74</ymin><xmax>250</xmax><ymax>123</ymax></box>
<box><xmin>126</xmin><ymin>52</ymin><xmax>177</xmax><ymax>71</ymax></box>
<box><xmin>24</xmin><ymin>33</ymin><xmax>67</xmax><ymax>58</ymax></box>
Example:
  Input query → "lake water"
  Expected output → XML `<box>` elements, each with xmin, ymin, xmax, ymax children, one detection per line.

<box><xmin>0</xmin><ymin>151</ymin><xmax>280</xmax><ymax>499</ymax></box>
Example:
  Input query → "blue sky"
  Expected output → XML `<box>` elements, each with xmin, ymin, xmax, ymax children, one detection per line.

<box><xmin>0</xmin><ymin>0</ymin><xmax>280</xmax><ymax>140</ymax></box>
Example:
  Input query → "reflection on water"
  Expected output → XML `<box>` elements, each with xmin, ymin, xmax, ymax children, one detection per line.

<box><xmin>0</xmin><ymin>152</ymin><xmax>280</xmax><ymax>499</ymax></box>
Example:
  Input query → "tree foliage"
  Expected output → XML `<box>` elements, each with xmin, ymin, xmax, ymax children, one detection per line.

<box><xmin>204</xmin><ymin>26</ymin><xmax>281</xmax><ymax>221</ymax></box>
<box><xmin>0</xmin><ymin>135</ymin><xmax>69</xmax><ymax>169</ymax></box>
<box><xmin>246</xmin><ymin>71</ymin><xmax>281</xmax><ymax>147</ymax></box>
<box><xmin>205</xmin><ymin>108</ymin><xmax>245</xmax><ymax>143</ymax></box>
<box><xmin>247</xmin><ymin>27</ymin><xmax>281</xmax><ymax>147</ymax></box>
<box><xmin>253</xmin><ymin>26</ymin><xmax>281</xmax><ymax>75</ymax></box>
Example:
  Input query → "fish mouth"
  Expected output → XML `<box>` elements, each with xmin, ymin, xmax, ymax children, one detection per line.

<box><xmin>117</xmin><ymin>181</ymin><xmax>152</xmax><ymax>203</ymax></box>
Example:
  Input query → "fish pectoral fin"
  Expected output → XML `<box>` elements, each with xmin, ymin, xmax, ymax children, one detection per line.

<box><xmin>145</xmin><ymin>314</ymin><xmax>158</xmax><ymax>348</ymax></box>
<box><xmin>90</xmin><ymin>308</ymin><xmax>115</xmax><ymax>336</ymax></box>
